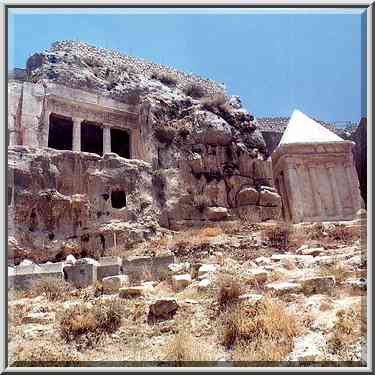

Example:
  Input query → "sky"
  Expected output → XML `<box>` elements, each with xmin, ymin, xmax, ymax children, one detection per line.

<box><xmin>8</xmin><ymin>8</ymin><xmax>367</xmax><ymax>124</ymax></box>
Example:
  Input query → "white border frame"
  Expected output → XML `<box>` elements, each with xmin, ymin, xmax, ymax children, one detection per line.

<box><xmin>0</xmin><ymin>1</ymin><xmax>372</xmax><ymax>372</ymax></box>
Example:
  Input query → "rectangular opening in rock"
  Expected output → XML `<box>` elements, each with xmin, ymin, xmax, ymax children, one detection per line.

<box><xmin>111</xmin><ymin>128</ymin><xmax>130</xmax><ymax>159</ymax></box>
<box><xmin>48</xmin><ymin>113</ymin><xmax>73</xmax><ymax>151</ymax></box>
<box><xmin>8</xmin><ymin>186</ymin><xmax>12</xmax><ymax>206</ymax></box>
<box><xmin>81</xmin><ymin>121</ymin><xmax>103</xmax><ymax>156</ymax></box>
<box><xmin>111</xmin><ymin>190</ymin><xmax>126</xmax><ymax>209</ymax></box>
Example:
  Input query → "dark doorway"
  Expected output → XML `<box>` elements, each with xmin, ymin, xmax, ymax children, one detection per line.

<box><xmin>8</xmin><ymin>186</ymin><xmax>12</xmax><ymax>206</ymax></box>
<box><xmin>111</xmin><ymin>128</ymin><xmax>130</xmax><ymax>159</ymax></box>
<box><xmin>81</xmin><ymin>121</ymin><xmax>103</xmax><ymax>156</ymax></box>
<box><xmin>48</xmin><ymin>114</ymin><xmax>73</xmax><ymax>150</ymax></box>
<box><xmin>111</xmin><ymin>190</ymin><xmax>126</xmax><ymax>209</ymax></box>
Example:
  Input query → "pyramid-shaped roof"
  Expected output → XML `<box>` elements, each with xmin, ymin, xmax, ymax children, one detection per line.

<box><xmin>279</xmin><ymin>110</ymin><xmax>344</xmax><ymax>145</ymax></box>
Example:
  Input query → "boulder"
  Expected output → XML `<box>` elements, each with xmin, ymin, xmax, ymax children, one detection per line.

<box><xmin>102</xmin><ymin>275</ymin><xmax>129</xmax><ymax>294</ymax></box>
<box><xmin>301</xmin><ymin>276</ymin><xmax>335</xmax><ymax>295</ymax></box>
<box><xmin>198</xmin><ymin>264</ymin><xmax>218</xmax><ymax>278</ymax></box>
<box><xmin>22</xmin><ymin>312</ymin><xmax>54</xmax><ymax>324</ymax></box>
<box><xmin>119</xmin><ymin>286</ymin><xmax>146</xmax><ymax>299</ymax></box>
<box><xmin>205</xmin><ymin>207</ymin><xmax>228</xmax><ymax>221</ymax></box>
<box><xmin>148</xmin><ymin>298</ymin><xmax>179</xmax><ymax>320</ymax></box>
<box><xmin>236</xmin><ymin>187</ymin><xmax>259</xmax><ymax>206</ymax></box>
<box><xmin>247</xmin><ymin>269</ymin><xmax>269</xmax><ymax>283</ymax></box>
<box><xmin>296</xmin><ymin>247</ymin><xmax>324</xmax><ymax>257</ymax></box>
<box><xmin>65</xmin><ymin>254</ymin><xmax>77</xmax><ymax>265</ymax></box>
<box><xmin>172</xmin><ymin>274</ymin><xmax>192</xmax><ymax>290</ymax></box>
<box><xmin>20</xmin><ymin>259</ymin><xmax>34</xmax><ymax>266</ymax></box>
<box><xmin>197</xmin><ymin>278</ymin><xmax>212</xmax><ymax>290</ymax></box>
<box><xmin>168</xmin><ymin>262</ymin><xmax>191</xmax><ymax>275</ymax></box>
<box><xmin>254</xmin><ymin>256</ymin><xmax>271</xmax><ymax>266</ymax></box>
<box><xmin>265</xmin><ymin>281</ymin><xmax>302</xmax><ymax>295</ymax></box>
<box><xmin>258</xmin><ymin>190</ymin><xmax>281</xmax><ymax>207</ymax></box>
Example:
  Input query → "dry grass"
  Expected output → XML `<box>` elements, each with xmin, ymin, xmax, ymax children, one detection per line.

<box><xmin>200</xmin><ymin>93</ymin><xmax>230</xmax><ymax>112</ymax></box>
<box><xmin>30</xmin><ymin>277</ymin><xmax>72</xmax><ymax>302</ymax></box>
<box><xmin>183</xmin><ymin>83</ymin><xmax>207</xmax><ymax>98</ymax></box>
<box><xmin>327</xmin><ymin>304</ymin><xmax>364</xmax><ymax>358</ymax></box>
<box><xmin>217</xmin><ymin>274</ymin><xmax>242</xmax><ymax>307</ymax></box>
<box><xmin>196</xmin><ymin>226</ymin><xmax>223</xmax><ymax>238</ymax></box>
<box><xmin>318</xmin><ymin>263</ymin><xmax>349</xmax><ymax>284</ymax></box>
<box><xmin>163</xmin><ymin>327</ymin><xmax>213</xmax><ymax>362</ymax></box>
<box><xmin>219</xmin><ymin>297</ymin><xmax>300</xmax><ymax>361</ymax></box>
<box><xmin>59</xmin><ymin>300</ymin><xmax>123</xmax><ymax>348</ymax></box>
<box><xmin>11</xmin><ymin>341</ymin><xmax>80</xmax><ymax>367</ymax></box>
<box><xmin>261</xmin><ymin>223</ymin><xmax>294</xmax><ymax>250</ymax></box>
<box><xmin>327</xmin><ymin>224</ymin><xmax>360</xmax><ymax>243</ymax></box>
<box><xmin>8</xmin><ymin>303</ymin><xmax>32</xmax><ymax>327</ymax></box>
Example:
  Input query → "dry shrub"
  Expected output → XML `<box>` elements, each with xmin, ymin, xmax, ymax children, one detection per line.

<box><xmin>307</xmin><ymin>223</ymin><xmax>325</xmax><ymax>240</ymax></box>
<box><xmin>8</xmin><ymin>303</ymin><xmax>31</xmax><ymax>327</ymax></box>
<box><xmin>219</xmin><ymin>297</ymin><xmax>300</xmax><ymax>361</ymax></box>
<box><xmin>11</xmin><ymin>341</ymin><xmax>80</xmax><ymax>367</ymax></box>
<box><xmin>163</xmin><ymin>328</ymin><xmax>212</xmax><ymax>362</ymax></box>
<box><xmin>183</xmin><ymin>83</ymin><xmax>207</xmax><ymax>99</ymax></box>
<box><xmin>217</xmin><ymin>275</ymin><xmax>242</xmax><ymax>307</ymax></box>
<box><xmin>151</xmin><ymin>71</ymin><xmax>178</xmax><ymax>86</ymax></box>
<box><xmin>318</xmin><ymin>263</ymin><xmax>349</xmax><ymax>284</ymax></box>
<box><xmin>59</xmin><ymin>300</ymin><xmax>122</xmax><ymax>347</ymax></box>
<box><xmin>30</xmin><ymin>277</ymin><xmax>72</xmax><ymax>302</ymax></box>
<box><xmin>196</xmin><ymin>226</ymin><xmax>223</xmax><ymax>238</ymax></box>
<box><xmin>327</xmin><ymin>224</ymin><xmax>360</xmax><ymax>243</ymax></box>
<box><xmin>200</xmin><ymin>93</ymin><xmax>228</xmax><ymax>111</ymax></box>
<box><xmin>154</xmin><ymin>125</ymin><xmax>176</xmax><ymax>144</ymax></box>
<box><xmin>261</xmin><ymin>223</ymin><xmax>293</xmax><ymax>250</ymax></box>
<box><xmin>327</xmin><ymin>305</ymin><xmax>364</xmax><ymax>357</ymax></box>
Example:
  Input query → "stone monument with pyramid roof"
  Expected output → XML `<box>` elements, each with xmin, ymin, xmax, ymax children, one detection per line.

<box><xmin>272</xmin><ymin>110</ymin><xmax>362</xmax><ymax>223</ymax></box>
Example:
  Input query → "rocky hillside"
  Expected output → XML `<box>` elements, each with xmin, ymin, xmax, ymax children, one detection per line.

<box><xmin>8</xmin><ymin>40</ymin><xmax>281</xmax><ymax>262</ymax></box>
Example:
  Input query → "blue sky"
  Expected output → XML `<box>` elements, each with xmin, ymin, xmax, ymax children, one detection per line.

<box><xmin>8</xmin><ymin>8</ymin><xmax>367</xmax><ymax>123</ymax></box>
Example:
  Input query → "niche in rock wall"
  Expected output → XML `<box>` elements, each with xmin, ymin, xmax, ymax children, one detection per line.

<box><xmin>8</xmin><ymin>186</ymin><xmax>12</xmax><ymax>206</ymax></box>
<box><xmin>111</xmin><ymin>128</ymin><xmax>130</xmax><ymax>159</ymax></box>
<box><xmin>48</xmin><ymin>114</ymin><xmax>73</xmax><ymax>151</ymax></box>
<box><xmin>81</xmin><ymin>121</ymin><xmax>103</xmax><ymax>156</ymax></box>
<box><xmin>111</xmin><ymin>190</ymin><xmax>127</xmax><ymax>209</ymax></box>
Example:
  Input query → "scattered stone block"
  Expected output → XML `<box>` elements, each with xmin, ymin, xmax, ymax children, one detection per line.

<box><xmin>238</xmin><ymin>293</ymin><xmax>263</xmax><ymax>303</ymax></box>
<box><xmin>65</xmin><ymin>254</ymin><xmax>77</xmax><ymax>265</ymax></box>
<box><xmin>265</xmin><ymin>281</ymin><xmax>302</xmax><ymax>295</ymax></box>
<box><xmin>22</xmin><ymin>312</ymin><xmax>54</xmax><ymax>324</ymax></box>
<box><xmin>205</xmin><ymin>207</ymin><xmax>228</xmax><ymax>221</ymax></box>
<box><xmin>97</xmin><ymin>256</ymin><xmax>122</xmax><ymax>281</ymax></box>
<box><xmin>197</xmin><ymin>278</ymin><xmax>212</xmax><ymax>291</ymax></box>
<box><xmin>247</xmin><ymin>269</ymin><xmax>269</xmax><ymax>283</ymax></box>
<box><xmin>64</xmin><ymin>261</ymin><xmax>97</xmax><ymax>289</ymax></box>
<box><xmin>254</xmin><ymin>256</ymin><xmax>271</xmax><ymax>266</ymax></box>
<box><xmin>301</xmin><ymin>276</ymin><xmax>335</xmax><ymax>295</ymax></box>
<box><xmin>342</xmin><ymin>277</ymin><xmax>367</xmax><ymax>291</ymax></box>
<box><xmin>119</xmin><ymin>286</ymin><xmax>146</xmax><ymax>299</ymax></box>
<box><xmin>148</xmin><ymin>298</ymin><xmax>179</xmax><ymax>321</ymax></box>
<box><xmin>237</xmin><ymin>187</ymin><xmax>259</xmax><ymax>206</ymax></box>
<box><xmin>102</xmin><ymin>275</ymin><xmax>129</xmax><ymax>294</ymax></box>
<box><xmin>10</xmin><ymin>262</ymin><xmax>65</xmax><ymax>289</ymax></box>
<box><xmin>168</xmin><ymin>262</ymin><xmax>190</xmax><ymax>275</ymax></box>
<box><xmin>298</xmin><ymin>247</ymin><xmax>324</xmax><ymax>257</ymax></box>
<box><xmin>172</xmin><ymin>274</ymin><xmax>192</xmax><ymax>290</ymax></box>
<box><xmin>198</xmin><ymin>264</ymin><xmax>218</xmax><ymax>278</ymax></box>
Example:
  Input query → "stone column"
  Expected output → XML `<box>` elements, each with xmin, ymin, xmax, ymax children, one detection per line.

<box><xmin>326</xmin><ymin>163</ymin><xmax>343</xmax><ymax>218</ymax></box>
<box><xmin>72</xmin><ymin>118</ymin><xmax>82</xmax><ymax>152</ymax></box>
<box><xmin>103</xmin><ymin>126</ymin><xmax>111</xmax><ymax>154</ymax></box>
<box><xmin>284</xmin><ymin>161</ymin><xmax>304</xmax><ymax>223</ymax></box>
